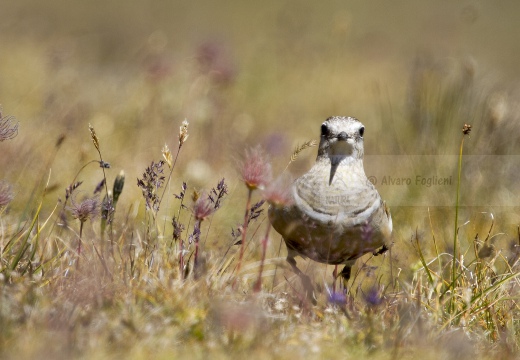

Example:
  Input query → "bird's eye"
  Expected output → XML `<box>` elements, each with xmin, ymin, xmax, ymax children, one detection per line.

<box><xmin>321</xmin><ymin>124</ymin><xmax>329</xmax><ymax>137</ymax></box>
<box><xmin>359</xmin><ymin>126</ymin><xmax>365</xmax><ymax>137</ymax></box>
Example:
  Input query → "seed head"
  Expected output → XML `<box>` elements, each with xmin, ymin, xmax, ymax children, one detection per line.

<box><xmin>68</xmin><ymin>196</ymin><xmax>100</xmax><ymax>223</ymax></box>
<box><xmin>101</xmin><ymin>191</ymin><xmax>114</xmax><ymax>223</ymax></box>
<box><xmin>113</xmin><ymin>170</ymin><xmax>125</xmax><ymax>204</ymax></box>
<box><xmin>93</xmin><ymin>178</ymin><xmax>106</xmax><ymax>195</ymax></box>
<box><xmin>191</xmin><ymin>189</ymin><xmax>200</xmax><ymax>203</ymax></box>
<box><xmin>99</xmin><ymin>160</ymin><xmax>111</xmax><ymax>168</ymax></box>
<box><xmin>179</xmin><ymin>119</ymin><xmax>189</xmax><ymax>147</ymax></box>
<box><xmin>174</xmin><ymin>182</ymin><xmax>187</xmax><ymax>201</ymax></box>
<box><xmin>241</xmin><ymin>146</ymin><xmax>272</xmax><ymax>191</ymax></box>
<box><xmin>0</xmin><ymin>108</ymin><xmax>19</xmax><ymax>141</ymax></box>
<box><xmin>65</xmin><ymin>181</ymin><xmax>83</xmax><ymax>200</ymax></box>
<box><xmin>137</xmin><ymin>160</ymin><xmax>165</xmax><ymax>212</ymax></box>
<box><xmin>462</xmin><ymin>123</ymin><xmax>472</xmax><ymax>135</ymax></box>
<box><xmin>162</xmin><ymin>143</ymin><xmax>173</xmax><ymax>168</ymax></box>
<box><xmin>263</xmin><ymin>175</ymin><xmax>293</xmax><ymax>207</ymax></box>
<box><xmin>0</xmin><ymin>181</ymin><xmax>14</xmax><ymax>208</ymax></box>
<box><xmin>209</xmin><ymin>178</ymin><xmax>228</xmax><ymax>210</ymax></box>
<box><xmin>188</xmin><ymin>223</ymin><xmax>201</xmax><ymax>244</ymax></box>
<box><xmin>248</xmin><ymin>200</ymin><xmax>265</xmax><ymax>223</ymax></box>
<box><xmin>172</xmin><ymin>216</ymin><xmax>185</xmax><ymax>241</ymax></box>
<box><xmin>88</xmin><ymin>123</ymin><xmax>100</xmax><ymax>151</ymax></box>
<box><xmin>192</xmin><ymin>192</ymin><xmax>215</xmax><ymax>221</ymax></box>
<box><xmin>289</xmin><ymin>140</ymin><xmax>317</xmax><ymax>163</ymax></box>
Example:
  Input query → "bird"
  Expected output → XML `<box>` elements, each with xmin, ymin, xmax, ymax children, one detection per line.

<box><xmin>268</xmin><ymin>116</ymin><xmax>392</xmax><ymax>298</ymax></box>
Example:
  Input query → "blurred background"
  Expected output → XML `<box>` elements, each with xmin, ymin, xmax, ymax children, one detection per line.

<box><xmin>2</xmin><ymin>0</ymin><xmax>520</xmax><ymax>266</ymax></box>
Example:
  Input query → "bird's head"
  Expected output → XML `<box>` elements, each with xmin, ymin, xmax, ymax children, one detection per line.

<box><xmin>317</xmin><ymin>116</ymin><xmax>365</xmax><ymax>162</ymax></box>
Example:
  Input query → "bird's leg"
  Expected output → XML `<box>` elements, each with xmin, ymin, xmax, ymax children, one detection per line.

<box><xmin>287</xmin><ymin>255</ymin><xmax>316</xmax><ymax>304</ymax></box>
<box><xmin>332</xmin><ymin>265</ymin><xmax>339</xmax><ymax>293</ymax></box>
<box><xmin>339</xmin><ymin>262</ymin><xmax>353</xmax><ymax>289</ymax></box>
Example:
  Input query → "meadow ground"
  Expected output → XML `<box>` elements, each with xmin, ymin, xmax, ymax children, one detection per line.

<box><xmin>2</xmin><ymin>1</ymin><xmax>520</xmax><ymax>359</ymax></box>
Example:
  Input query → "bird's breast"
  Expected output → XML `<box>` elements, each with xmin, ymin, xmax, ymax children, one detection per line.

<box><xmin>293</xmin><ymin>164</ymin><xmax>378</xmax><ymax>224</ymax></box>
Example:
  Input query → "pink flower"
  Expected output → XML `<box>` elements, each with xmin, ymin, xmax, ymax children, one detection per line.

<box><xmin>263</xmin><ymin>175</ymin><xmax>293</xmax><ymax>207</ymax></box>
<box><xmin>0</xmin><ymin>109</ymin><xmax>18</xmax><ymax>141</ymax></box>
<box><xmin>68</xmin><ymin>196</ymin><xmax>100</xmax><ymax>223</ymax></box>
<box><xmin>241</xmin><ymin>146</ymin><xmax>272</xmax><ymax>191</ymax></box>
<box><xmin>192</xmin><ymin>192</ymin><xmax>215</xmax><ymax>221</ymax></box>
<box><xmin>0</xmin><ymin>181</ymin><xmax>14</xmax><ymax>208</ymax></box>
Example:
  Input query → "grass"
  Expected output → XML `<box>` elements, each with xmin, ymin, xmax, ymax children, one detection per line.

<box><xmin>2</xmin><ymin>2</ymin><xmax>520</xmax><ymax>359</ymax></box>
<box><xmin>1</xmin><ymin>111</ymin><xmax>520</xmax><ymax>359</ymax></box>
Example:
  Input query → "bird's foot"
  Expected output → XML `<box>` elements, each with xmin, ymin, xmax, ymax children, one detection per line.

<box><xmin>373</xmin><ymin>244</ymin><xmax>390</xmax><ymax>256</ymax></box>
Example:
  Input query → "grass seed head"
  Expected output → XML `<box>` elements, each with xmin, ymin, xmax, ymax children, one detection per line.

<box><xmin>0</xmin><ymin>108</ymin><xmax>19</xmax><ymax>141</ymax></box>
<box><xmin>88</xmin><ymin>123</ymin><xmax>100</xmax><ymax>151</ymax></box>
<box><xmin>209</xmin><ymin>178</ymin><xmax>228</xmax><ymax>210</ymax></box>
<box><xmin>69</xmin><ymin>196</ymin><xmax>100</xmax><ymax>223</ymax></box>
<box><xmin>0</xmin><ymin>181</ymin><xmax>14</xmax><ymax>208</ymax></box>
<box><xmin>179</xmin><ymin>119</ymin><xmax>189</xmax><ymax>147</ymax></box>
<box><xmin>93</xmin><ymin>178</ymin><xmax>106</xmax><ymax>195</ymax></box>
<box><xmin>137</xmin><ymin>160</ymin><xmax>165</xmax><ymax>212</ymax></box>
<box><xmin>172</xmin><ymin>216</ymin><xmax>185</xmax><ymax>241</ymax></box>
<box><xmin>98</xmin><ymin>160</ymin><xmax>110</xmax><ymax>168</ymax></box>
<box><xmin>101</xmin><ymin>191</ymin><xmax>114</xmax><ymax>222</ymax></box>
<box><xmin>65</xmin><ymin>181</ymin><xmax>83</xmax><ymax>200</ymax></box>
<box><xmin>290</xmin><ymin>139</ymin><xmax>317</xmax><ymax>163</ymax></box>
<box><xmin>113</xmin><ymin>170</ymin><xmax>125</xmax><ymax>204</ymax></box>
<box><xmin>174</xmin><ymin>182</ymin><xmax>187</xmax><ymax>201</ymax></box>
<box><xmin>162</xmin><ymin>143</ymin><xmax>173</xmax><ymax>168</ymax></box>
<box><xmin>192</xmin><ymin>192</ymin><xmax>215</xmax><ymax>221</ymax></box>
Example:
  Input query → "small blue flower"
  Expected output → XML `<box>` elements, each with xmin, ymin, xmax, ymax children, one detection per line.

<box><xmin>328</xmin><ymin>291</ymin><xmax>347</xmax><ymax>306</ymax></box>
<box><xmin>364</xmin><ymin>286</ymin><xmax>383</xmax><ymax>307</ymax></box>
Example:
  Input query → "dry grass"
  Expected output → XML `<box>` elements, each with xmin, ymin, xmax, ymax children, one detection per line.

<box><xmin>2</xmin><ymin>1</ymin><xmax>520</xmax><ymax>359</ymax></box>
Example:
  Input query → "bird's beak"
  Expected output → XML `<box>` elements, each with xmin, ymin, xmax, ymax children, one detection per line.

<box><xmin>337</xmin><ymin>132</ymin><xmax>349</xmax><ymax>141</ymax></box>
